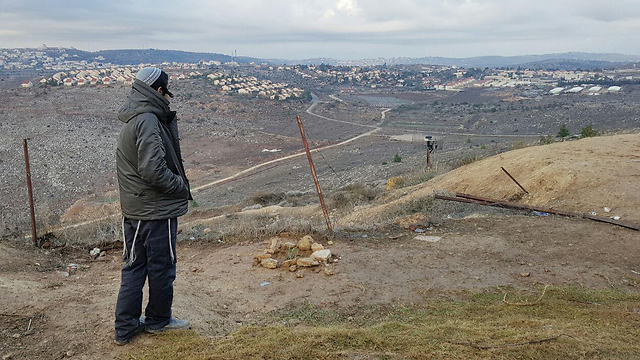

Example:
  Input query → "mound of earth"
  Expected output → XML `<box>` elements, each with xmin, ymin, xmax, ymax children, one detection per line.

<box><xmin>341</xmin><ymin>133</ymin><xmax>640</xmax><ymax>226</ymax></box>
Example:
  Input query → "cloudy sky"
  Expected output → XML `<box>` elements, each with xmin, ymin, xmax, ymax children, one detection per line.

<box><xmin>1</xmin><ymin>0</ymin><xmax>639</xmax><ymax>59</ymax></box>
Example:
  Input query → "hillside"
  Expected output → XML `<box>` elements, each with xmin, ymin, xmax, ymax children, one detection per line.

<box><xmin>340</xmin><ymin>133</ymin><xmax>640</xmax><ymax>227</ymax></box>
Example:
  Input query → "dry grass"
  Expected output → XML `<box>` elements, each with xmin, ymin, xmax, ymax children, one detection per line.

<box><xmin>179</xmin><ymin>205</ymin><xmax>329</xmax><ymax>244</ymax></box>
<box><xmin>341</xmin><ymin>133</ymin><xmax>640</xmax><ymax>227</ymax></box>
<box><xmin>121</xmin><ymin>286</ymin><xmax>640</xmax><ymax>360</ymax></box>
<box><xmin>327</xmin><ymin>184</ymin><xmax>381</xmax><ymax>209</ymax></box>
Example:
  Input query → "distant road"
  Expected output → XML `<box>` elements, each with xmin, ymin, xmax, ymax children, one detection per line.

<box><xmin>42</xmin><ymin>95</ymin><xmax>538</xmax><ymax>234</ymax></box>
<box><xmin>311</xmin><ymin>94</ymin><xmax>541</xmax><ymax>138</ymax></box>
<box><xmin>306</xmin><ymin>94</ymin><xmax>378</xmax><ymax>129</ymax></box>
<box><xmin>192</xmin><ymin>96</ymin><xmax>384</xmax><ymax>192</ymax></box>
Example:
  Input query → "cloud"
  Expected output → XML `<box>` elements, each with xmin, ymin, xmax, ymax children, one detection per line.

<box><xmin>336</xmin><ymin>0</ymin><xmax>360</xmax><ymax>14</ymax></box>
<box><xmin>0</xmin><ymin>0</ymin><xmax>639</xmax><ymax>59</ymax></box>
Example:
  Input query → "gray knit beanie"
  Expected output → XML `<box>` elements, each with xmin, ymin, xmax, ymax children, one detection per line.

<box><xmin>135</xmin><ymin>67</ymin><xmax>162</xmax><ymax>86</ymax></box>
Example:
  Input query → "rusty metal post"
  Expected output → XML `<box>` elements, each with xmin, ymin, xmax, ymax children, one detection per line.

<box><xmin>23</xmin><ymin>139</ymin><xmax>38</xmax><ymax>247</ymax></box>
<box><xmin>296</xmin><ymin>116</ymin><xmax>334</xmax><ymax>239</ymax></box>
<box><xmin>426</xmin><ymin>148</ymin><xmax>431</xmax><ymax>168</ymax></box>
<box><xmin>501</xmin><ymin>167</ymin><xmax>529</xmax><ymax>194</ymax></box>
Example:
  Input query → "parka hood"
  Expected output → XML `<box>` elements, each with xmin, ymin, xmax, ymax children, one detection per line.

<box><xmin>118</xmin><ymin>79</ymin><xmax>171</xmax><ymax>124</ymax></box>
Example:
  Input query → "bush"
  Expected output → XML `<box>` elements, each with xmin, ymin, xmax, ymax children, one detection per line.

<box><xmin>251</xmin><ymin>192</ymin><xmax>285</xmax><ymax>206</ymax></box>
<box><xmin>581</xmin><ymin>125</ymin><xmax>598</xmax><ymax>138</ymax></box>
<box><xmin>557</xmin><ymin>124</ymin><xmax>570</xmax><ymax>138</ymax></box>
<box><xmin>393</xmin><ymin>154</ymin><xmax>402</xmax><ymax>163</ymax></box>
<box><xmin>539</xmin><ymin>135</ymin><xmax>555</xmax><ymax>145</ymax></box>
<box><xmin>328</xmin><ymin>184</ymin><xmax>380</xmax><ymax>208</ymax></box>
<box><xmin>454</xmin><ymin>155</ymin><xmax>480</xmax><ymax>168</ymax></box>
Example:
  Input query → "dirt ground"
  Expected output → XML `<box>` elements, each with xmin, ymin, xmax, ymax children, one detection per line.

<box><xmin>343</xmin><ymin>133</ymin><xmax>640</xmax><ymax>227</ymax></box>
<box><xmin>2</xmin><ymin>213</ymin><xmax>639</xmax><ymax>360</ymax></box>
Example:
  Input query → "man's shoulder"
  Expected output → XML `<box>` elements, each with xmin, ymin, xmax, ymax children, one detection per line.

<box><xmin>134</xmin><ymin>112</ymin><xmax>159</xmax><ymax>123</ymax></box>
<box><xmin>129</xmin><ymin>113</ymin><xmax>160</xmax><ymax>131</ymax></box>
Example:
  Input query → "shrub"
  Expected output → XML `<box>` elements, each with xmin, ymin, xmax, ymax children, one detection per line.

<box><xmin>557</xmin><ymin>124</ymin><xmax>570</xmax><ymax>138</ymax></box>
<box><xmin>328</xmin><ymin>184</ymin><xmax>380</xmax><ymax>208</ymax></box>
<box><xmin>581</xmin><ymin>125</ymin><xmax>598</xmax><ymax>138</ymax></box>
<box><xmin>454</xmin><ymin>155</ymin><xmax>480</xmax><ymax>168</ymax></box>
<box><xmin>251</xmin><ymin>192</ymin><xmax>285</xmax><ymax>206</ymax></box>
<box><xmin>539</xmin><ymin>135</ymin><xmax>555</xmax><ymax>145</ymax></box>
<box><xmin>393</xmin><ymin>154</ymin><xmax>402</xmax><ymax>163</ymax></box>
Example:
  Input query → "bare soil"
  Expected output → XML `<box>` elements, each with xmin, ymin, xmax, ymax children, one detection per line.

<box><xmin>1</xmin><ymin>214</ymin><xmax>639</xmax><ymax>360</ymax></box>
<box><xmin>343</xmin><ymin>133</ymin><xmax>640</xmax><ymax>226</ymax></box>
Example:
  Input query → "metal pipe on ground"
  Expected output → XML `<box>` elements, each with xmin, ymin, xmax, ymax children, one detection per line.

<box><xmin>433</xmin><ymin>192</ymin><xmax>639</xmax><ymax>231</ymax></box>
<box><xmin>500</xmin><ymin>167</ymin><xmax>529</xmax><ymax>194</ymax></box>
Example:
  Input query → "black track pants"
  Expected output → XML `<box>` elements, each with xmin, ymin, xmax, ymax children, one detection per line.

<box><xmin>114</xmin><ymin>217</ymin><xmax>177</xmax><ymax>341</ymax></box>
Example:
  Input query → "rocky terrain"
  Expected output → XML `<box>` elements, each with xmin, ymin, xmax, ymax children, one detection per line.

<box><xmin>2</xmin><ymin>77</ymin><xmax>638</xmax><ymax>243</ymax></box>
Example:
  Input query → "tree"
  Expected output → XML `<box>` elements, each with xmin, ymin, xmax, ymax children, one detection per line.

<box><xmin>557</xmin><ymin>124</ymin><xmax>570</xmax><ymax>138</ymax></box>
<box><xmin>580</xmin><ymin>125</ymin><xmax>598</xmax><ymax>138</ymax></box>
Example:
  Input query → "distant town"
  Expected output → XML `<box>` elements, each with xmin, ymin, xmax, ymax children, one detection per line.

<box><xmin>4</xmin><ymin>46</ymin><xmax>640</xmax><ymax>97</ymax></box>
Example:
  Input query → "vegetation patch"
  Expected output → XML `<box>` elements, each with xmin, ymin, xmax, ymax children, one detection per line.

<box><xmin>121</xmin><ymin>286</ymin><xmax>640</xmax><ymax>360</ymax></box>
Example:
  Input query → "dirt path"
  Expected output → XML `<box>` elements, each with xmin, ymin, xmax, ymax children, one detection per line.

<box><xmin>40</xmin><ymin>100</ymin><xmax>389</xmax><ymax>235</ymax></box>
<box><xmin>2</xmin><ymin>215</ymin><xmax>639</xmax><ymax>359</ymax></box>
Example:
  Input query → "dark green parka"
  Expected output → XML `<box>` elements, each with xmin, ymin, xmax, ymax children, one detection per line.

<box><xmin>116</xmin><ymin>79</ymin><xmax>191</xmax><ymax>220</ymax></box>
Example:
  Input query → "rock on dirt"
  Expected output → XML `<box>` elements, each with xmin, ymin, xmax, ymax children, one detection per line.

<box><xmin>324</xmin><ymin>268</ymin><xmax>335</xmax><ymax>276</ymax></box>
<box><xmin>255</xmin><ymin>253</ymin><xmax>271</xmax><ymax>261</ymax></box>
<box><xmin>414</xmin><ymin>235</ymin><xmax>441</xmax><ymax>243</ymax></box>
<box><xmin>311</xmin><ymin>243</ymin><xmax>324</xmax><ymax>251</ymax></box>
<box><xmin>280</xmin><ymin>242</ymin><xmax>296</xmax><ymax>250</ymax></box>
<box><xmin>298</xmin><ymin>235</ymin><xmax>314</xmax><ymax>251</ymax></box>
<box><xmin>296</xmin><ymin>257</ymin><xmax>319</xmax><ymax>267</ymax></box>
<box><xmin>89</xmin><ymin>248</ymin><xmax>101</xmax><ymax>259</ymax></box>
<box><xmin>260</xmin><ymin>258</ymin><xmax>278</xmax><ymax>269</ymax></box>
<box><xmin>269</xmin><ymin>237</ymin><xmax>279</xmax><ymax>251</ymax></box>
<box><xmin>281</xmin><ymin>259</ymin><xmax>295</xmax><ymax>268</ymax></box>
<box><xmin>311</xmin><ymin>249</ymin><xmax>331</xmax><ymax>262</ymax></box>
<box><xmin>203</xmin><ymin>228</ymin><xmax>212</xmax><ymax>234</ymax></box>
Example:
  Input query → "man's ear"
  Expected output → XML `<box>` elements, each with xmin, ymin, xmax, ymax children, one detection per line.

<box><xmin>157</xmin><ymin>87</ymin><xmax>163</xmax><ymax>95</ymax></box>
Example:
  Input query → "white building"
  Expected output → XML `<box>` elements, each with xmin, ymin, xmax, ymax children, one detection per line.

<box><xmin>549</xmin><ymin>87</ymin><xmax>564</xmax><ymax>95</ymax></box>
<box><xmin>588</xmin><ymin>86</ymin><xmax>602</xmax><ymax>94</ymax></box>
<box><xmin>565</xmin><ymin>86</ymin><xmax>583</xmax><ymax>93</ymax></box>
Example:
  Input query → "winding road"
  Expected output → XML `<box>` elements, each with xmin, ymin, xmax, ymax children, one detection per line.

<box><xmin>43</xmin><ymin>93</ymin><xmax>541</xmax><ymax>234</ymax></box>
<box><xmin>43</xmin><ymin>95</ymin><xmax>388</xmax><ymax>234</ymax></box>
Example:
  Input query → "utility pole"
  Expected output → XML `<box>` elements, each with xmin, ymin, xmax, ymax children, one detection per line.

<box><xmin>23</xmin><ymin>139</ymin><xmax>38</xmax><ymax>247</ymax></box>
<box><xmin>426</xmin><ymin>135</ymin><xmax>436</xmax><ymax>168</ymax></box>
<box><xmin>296</xmin><ymin>116</ymin><xmax>334</xmax><ymax>239</ymax></box>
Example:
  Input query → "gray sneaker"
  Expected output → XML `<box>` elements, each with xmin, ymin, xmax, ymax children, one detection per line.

<box><xmin>145</xmin><ymin>317</ymin><xmax>191</xmax><ymax>334</ymax></box>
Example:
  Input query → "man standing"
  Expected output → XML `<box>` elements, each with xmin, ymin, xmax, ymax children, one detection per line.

<box><xmin>114</xmin><ymin>67</ymin><xmax>192</xmax><ymax>345</ymax></box>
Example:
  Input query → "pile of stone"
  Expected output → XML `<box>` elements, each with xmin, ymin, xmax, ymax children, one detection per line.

<box><xmin>254</xmin><ymin>235</ymin><xmax>336</xmax><ymax>276</ymax></box>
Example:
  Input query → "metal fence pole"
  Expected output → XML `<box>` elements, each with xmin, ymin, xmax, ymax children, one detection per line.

<box><xmin>296</xmin><ymin>116</ymin><xmax>334</xmax><ymax>239</ymax></box>
<box><xmin>23</xmin><ymin>139</ymin><xmax>38</xmax><ymax>247</ymax></box>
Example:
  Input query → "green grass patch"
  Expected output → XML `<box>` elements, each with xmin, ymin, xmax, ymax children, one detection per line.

<box><xmin>121</xmin><ymin>286</ymin><xmax>640</xmax><ymax>359</ymax></box>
